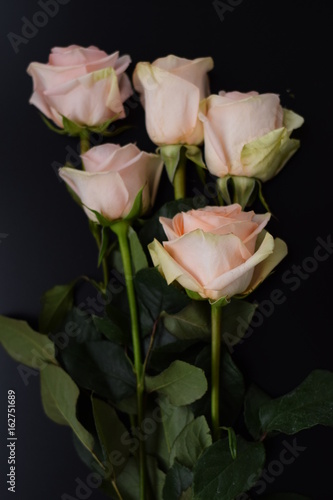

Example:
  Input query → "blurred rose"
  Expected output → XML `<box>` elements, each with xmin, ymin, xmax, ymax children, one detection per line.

<box><xmin>199</xmin><ymin>91</ymin><xmax>304</xmax><ymax>182</ymax></box>
<box><xmin>27</xmin><ymin>45</ymin><xmax>133</xmax><ymax>127</ymax></box>
<box><xmin>149</xmin><ymin>204</ymin><xmax>287</xmax><ymax>301</ymax></box>
<box><xmin>133</xmin><ymin>54</ymin><xmax>214</xmax><ymax>145</ymax></box>
<box><xmin>59</xmin><ymin>143</ymin><xmax>163</xmax><ymax>222</ymax></box>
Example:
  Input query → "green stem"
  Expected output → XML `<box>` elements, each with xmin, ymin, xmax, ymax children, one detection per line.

<box><xmin>173</xmin><ymin>148</ymin><xmax>187</xmax><ymax>199</ymax></box>
<box><xmin>90</xmin><ymin>222</ymin><xmax>109</xmax><ymax>293</ymax></box>
<box><xmin>211</xmin><ymin>302</ymin><xmax>222</xmax><ymax>441</ymax></box>
<box><xmin>111</xmin><ymin>220</ymin><xmax>146</xmax><ymax>500</ymax></box>
<box><xmin>80</xmin><ymin>129</ymin><xmax>90</xmax><ymax>164</ymax></box>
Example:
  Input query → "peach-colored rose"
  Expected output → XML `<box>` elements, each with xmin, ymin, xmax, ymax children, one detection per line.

<box><xmin>133</xmin><ymin>55</ymin><xmax>214</xmax><ymax>145</ymax></box>
<box><xmin>59</xmin><ymin>143</ymin><xmax>163</xmax><ymax>222</ymax></box>
<box><xmin>27</xmin><ymin>45</ymin><xmax>133</xmax><ymax>128</ymax></box>
<box><xmin>199</xmin><ymin>91</ymin><xmax>304</xmax><ymax>182</ymax></box>
<box><xmin>149</xmin><ymin>204</ymin><xmax>287</xmax><ymax>301</ymax></box>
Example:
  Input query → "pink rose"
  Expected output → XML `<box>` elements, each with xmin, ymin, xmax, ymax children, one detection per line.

<box><xmin>149</xmin><ymin>204</ymin><xmax>287</xmax><ymax>301</ymax></box>
<box><xmin>59</xmin><ymin>143</ymin><xmax>163</xmax><ymax>222</ymax></box>
<box><xmin>133</xmin><ymin>54</ymin><xmax>214</xmax><ymax>145</ymax></box>
<box><xmin>199</xmin><ymin>91</ymin><xmax>304</xmax><ymax>181</ymax></box>
<box><xmin>27</xmin><ymin>45</ymin><xmax>133</xmax><ymax>128</ymax></box>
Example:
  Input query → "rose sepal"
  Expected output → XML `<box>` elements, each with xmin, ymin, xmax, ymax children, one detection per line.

<box><xmin>216</xmin><ymin>175</ymin><xmax>271</xmax><ymax>211</ymax></box>
<box><xmin>40</xmin><ymin>113</ymin><xmax>122</xmax><ymax>137</ymax></box>
<box><xmin>158</xmin><ymin>144</ymin><xmax>206</xmax><ymax>184</ymax></box>
<box><xmin>209</xmin><ymin>295</ymin><xmax>230</xmax><ymax>308</ymax></box>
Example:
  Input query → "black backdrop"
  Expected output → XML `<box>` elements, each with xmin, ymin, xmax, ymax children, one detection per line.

<box><xmin>1</xmin><ymin>0</ymin><xmax>333</xmax><ymax>499</ymax></box>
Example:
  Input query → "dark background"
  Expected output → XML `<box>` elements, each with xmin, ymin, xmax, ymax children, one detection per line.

<box><xmin>1</xmin><ymin>0</ymin><xmax>332</xmax><ymax>498</ymax></box>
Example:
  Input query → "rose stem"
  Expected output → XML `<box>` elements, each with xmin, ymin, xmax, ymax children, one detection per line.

<box><xmin>211</xmin><ymin>302</ymin><xmax>222</xmax><ymax>441</ymax></box>
<box><xmin>79</xmin><ymin>132</ymin><xmax>109</xmax><ymax>292</ymax></box>
<box><xmin>110</xmin><ymin>220</ymin><xmax>146</xmax><ymax>500</ymax></box>
<box><xmin>79</xmin><ymin>129</ymin><xmax>90</xmax><ymax>162</ymax></box>
<box><xmin>90</xmin><ymin>224</ymin><xmax>109</xmax><ymax>293</ymax></box>
<box><xmin>173</xmin><ymin>147</ymin><xmax>187</xmax><ymax>199</ymax></box>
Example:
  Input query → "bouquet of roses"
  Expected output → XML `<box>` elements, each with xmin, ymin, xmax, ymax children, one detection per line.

<box><xmin>1</xmin><ymin>45</ymin><xmax>332</xmax><ymax>500</ymax></box>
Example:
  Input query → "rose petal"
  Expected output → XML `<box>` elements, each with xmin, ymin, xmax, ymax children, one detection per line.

<box><xmin>59</xmin><ymin>167</ymin><xmax>129</xmax><ymax>221</ymax></box>
<box><xmin>148</xmin><ymin>238</ymin><xmax>203</xmax><ymax>294</ymax></box>
<box><xmin>164</xmin><ymin>230</ymin><xmax>251</xmax><ymax>289</ymax></box>
<box><xmin>242</xmin><ymin>236</ymin><xmax>288</xmax><ymax>295</ymax></box>
<box><xmin>133</xmin><ymin>62</ymin><xmax>203</xmax><ymax>145</ymax></box>
<box><xmin>206</xmin><ymin>231</ymin><xmax>275</xmax><ymax>298</ymax></box>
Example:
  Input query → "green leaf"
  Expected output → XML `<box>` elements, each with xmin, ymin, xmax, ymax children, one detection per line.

<box><xmin>93</xmin><ymin>315</ymin><xmax>131</xmax><ymax>345</ymax></box>
<box><xmin>116</xmin><ymin>455</ymin><xmax>165</xmax><ymax>500</ymax></box>
<box><xmin>163</xmin><ymin>462</ymin><xmax>193</xmax><ymax>500</ymax></box>
<box><xmin>91</xmin><ymin>396</ymin><xmax>129</xmax><ymax>476</ymax></box>
<box><xmin>180</xmin><ymin>488</ymin><xmax>193</xmax><ymax>500</ymax></box>
<box><xmin>244</xmin><ymin>384</ymin><xmax>272</xmax><ymax>440</ymax></box>
<box><xmin>146</xmin><ymin>360</ymin><xmax>208</xmax><ymax>406</ymax></box>
<box><xmin>60</xmin><ymin>340</ymin><xmax>136</xmax><ymax>402</ymax></box>
<box><xmin>262</xmin><ymin>495</ymin><xmax>310</xmax><ymax>500</ymax></box>
<box><xmin>193</xmin><ymin>436</ymin><xmax>265</xmax><ymax>500</ymax></box>
<box><xmin>220</xmin><ymin>299</ymin><xmax>257</xmax><ymax>352</ymax></box>
<box><xmin>159</xmin><ymin>395</ymin><xmax>194</xmax><ymax>454</ymax></box>
<box><xmin>124</xmin><ymin>186</ymin><xmax>144</xmax><ymax>221</ymax></box>
<box><xmin>114</xmin><ymin>394</ymin><xmax>137</xmax><ymax>415</ymax></box>
<box><xmin>147</xmin><ymin>456</ymin><xmax>166</xmax><ymax>500</ymax></box>
<box><xmin>61</xmin><ymin>307</ymin><xmax>102</xmax><ymax>343</ymax></box>
<box><xmin>193</xmin><ymin>347</ymin><xmax>245</xmax><ymax>427</ymax></box>
<box><xmin>0</xmin><ymin>315</ymin><xmax>57</xmax><ymax>368</ymax></box>
<box><xmin>149</xmin><ymin>338</ymin><xmax>199</xmax><ymax>372</ymax></box>
<box><xmin>128</xmin><ymin>227</ymin><xmax>148</xmax><ymax>273</ymax></box>
<box><xmin>158</xmin><ymin>145</ymin><xmax>182</xmax><ymax>182</ymax></box>
<box><xmin>259</xmin><ymin>369</ymin><xmax>333</xmax><ymax>434</ymax></box>
<box><xmin>40</xmin><ymin>113</ymin><xmax>67</xmax><ymax>134</ymax></box>
<box><xmin>144</xmin><ymin>404</ymin><xmax>170</xmax><ymax>468</ymax></box>
<box><xmin>116</xmin><ymin>457</ymin><xmax>140</xmax><ymax>500</ymax></box>
<box><xmin>162</xmin><ymin>301</ymin><xmax>211</xmax><ymax>341</ymax></box>
<box><xmin>39</xmin><ymin>279</ymin><xmax>78</xmax><ymax>334</ymax></box>
<box><xmin>170</xmin><ymin>416</ymin><xmax>212</xmax><ymax>469</ymax></box>
<box><xmin>117</xmin><ymin>456</ymin><xmax>166</xmax><ymax>500</ymax></box>
<box><xmin>40</xmin><ymin>364</ymin><xmax>95</xmax><ymax>455</ymax></box>
<box><xmin>72</xmin><ymin>432</ymin><xmax>104</xmax><ymax>475</ymax></box>
<box><xmin>134</xmin><ymin>267</ymin><xmax>189</xmax><ymax>337</ymax></box>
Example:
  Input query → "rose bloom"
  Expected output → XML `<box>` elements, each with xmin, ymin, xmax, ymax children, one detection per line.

<box><xmin>27</xmin><ymin>45</ymin><xmax>133</xmax><ymax>127</ymax></box>
<box><xmin>133</xmin><ymin>54</ymin><xmax>214</xmax><ymax>145</ymax></box>
<box><xmin>199</xmin><ymin>91</ymin><xmax>304</xmax><ymax>182</ymax></box>
<box><xmin>148</xmin><ymin>204</ymin><xmax>287</xmax><ymax>301</ymax></box>
<box><xmin>59</xmin><ymin>144</ymin><xmax>163</xmax><ymax>222</ymax></box>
